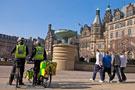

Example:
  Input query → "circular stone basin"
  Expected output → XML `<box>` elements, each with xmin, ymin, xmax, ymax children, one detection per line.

<box><xmin>55</xmin><ymin>29</ymin><xmax>77</xmax><ymax>43</ymax></box>
<box><xmin>55</xmin><ymin>29</ymin><xmax>77</xmax><ymax>38</ymax></box>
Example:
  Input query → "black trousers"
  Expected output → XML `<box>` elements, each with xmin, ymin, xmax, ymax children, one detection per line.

<box><xmin>110</xmin><ymin>66</ymin><xmax>122</xmax><ymax>81</ymax></box>
<box><xmin>120</xmin><ymin>67</ymin><xmax>127</xmax><ymax>81</ymax></box>
<box><xmin>33</xmin><ymin>60</ymin><xmax>43</xmax><ymax>84</ymax></box>
<box><xmin>103</xmin><ymin>67</ymin><xmax>111</xmax><ymax>81</ymax></box>
<box><xmin>9</xmin><ymin>58</ymin><xmax>25</xmax><ymax>84</ymax></box>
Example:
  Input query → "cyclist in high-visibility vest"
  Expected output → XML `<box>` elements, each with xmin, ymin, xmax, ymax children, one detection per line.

<box><xmin>8</xmin><ymin>37</ymin><xmax>29</xmax><ymax>85</ymax></box>
<box><xmin>29</xmin><ymin>41</ymin><xmax>47</xmax><ymax>85</ymax></box>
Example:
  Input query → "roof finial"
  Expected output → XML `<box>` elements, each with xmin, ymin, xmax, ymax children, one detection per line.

<box><xmin>48</xmin><ymin>24</ymin><xmax>52</xmax><ymax>31</ymax></box>
<box><xmin>106</xmin><ymin>2</ymin><xmax>111</xmax><ymax>11</ymax></box>
<box><xmin>96</xmin><ymin>8</ymin><xmax>100</xmax><ymax>15</ymax></box>
<box><xmin>108</xmin><ymin>2</ymin><xmax>110</xmax><ymax>8</ymax></box>
<box><xmin>93</xmin><ymin>8</ymin><xmax>101</xmax><ymax>24</ymax></box>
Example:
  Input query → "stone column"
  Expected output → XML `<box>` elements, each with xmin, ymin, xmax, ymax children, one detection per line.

<box><xmin>53</xmin><ymin>44</ymin><xmax>77</xmax><ymax>70</ymax></box>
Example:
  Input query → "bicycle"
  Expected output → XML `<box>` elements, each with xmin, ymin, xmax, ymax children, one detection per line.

<box><xmin>26</xmin><ymin>60</ymin><xmax>56</xmax><ymax>88</ymax></box>
<box><xmin>40</xmin><ymin>63</ymin><xmax>52</xmax><ymax>88</ymax></box>
<box><xmin>14</xmin><ymin>60</ymin><xmax>21</xmax><ymax>88</ymax></box>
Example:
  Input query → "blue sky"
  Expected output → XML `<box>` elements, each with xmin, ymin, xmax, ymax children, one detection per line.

<box><xmin>0</xmin><ymin>0</ymin><xmax>135</xmax><ymax>39</ymax></box>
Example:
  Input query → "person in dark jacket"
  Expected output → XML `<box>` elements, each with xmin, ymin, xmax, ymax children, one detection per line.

<box><xmin>102</xmin><ymin>51</ymin><xmax>112</xmax><ymax>82</ymax></box>
<box><xmin>29</xmin><ymin>41</ymin><xmax>47</xmax><ymax>85</ymax></box>
<box><xmin>8</xmin><ymin>37</ymin><xmax>29</xmax><ymax>85</ymax></box>
<box><xmin>110</xmin><ymin>51</ymin><xmax>122</xmax><ymax>83</ymax></box>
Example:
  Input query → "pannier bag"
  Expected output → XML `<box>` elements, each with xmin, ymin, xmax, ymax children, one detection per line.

<box><xmin>49</xmin><ymin>62</ymin><xmax>57</xmax><ymax>75</ymax></box>
<box><xmin>40</xmin><ymin>61</ymin><xmax>57</xmax><ymax>76</ymax></box>
<box><xmin>26</xmin><ymin>69</ymin><xmax>33</xmax><ymax>80</ymax></box>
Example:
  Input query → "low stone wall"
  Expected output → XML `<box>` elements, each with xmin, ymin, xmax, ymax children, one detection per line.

<box><xmin>75</xmin><ymin>63</ymin><xmax>135</xmax><ymax>73</ymax></box>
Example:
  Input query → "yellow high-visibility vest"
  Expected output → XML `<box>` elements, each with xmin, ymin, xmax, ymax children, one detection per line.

<box><xmin>15</xmin><ymin>44</ymin><xmax>26</xmax><ymax>58</ymax></box>
<box><xmin>34</xmin><ymin>46</ymin><xmax>44</xmax><ymax>60</ymax></box>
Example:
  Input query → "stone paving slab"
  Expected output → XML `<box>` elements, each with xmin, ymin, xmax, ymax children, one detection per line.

<box><xmin>0</xmin><ymin>64</ymin><xmax>135</xmax><ymax>90</ymax></box>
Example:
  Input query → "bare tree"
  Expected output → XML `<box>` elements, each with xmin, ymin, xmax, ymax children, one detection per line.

<box><xmin>80</xmin><ymin>50</ymin><xmax>94</xmax><ymax>59</ymax></box>
<box><xmin>108</xmin><ymin>35</ymin><xmax>135</xmax><ymax>56</ymax></box>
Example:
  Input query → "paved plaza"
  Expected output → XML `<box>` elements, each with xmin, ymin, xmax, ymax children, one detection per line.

<box><xmin>0</xmin><ymin>64</ymin><xmax>135</xmax><ymax>90</ymax></box>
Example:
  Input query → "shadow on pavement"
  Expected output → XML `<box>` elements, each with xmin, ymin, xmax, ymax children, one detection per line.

<box><xmin>2</xmin><ymin>81</ymin><xmax>101</xmax><ymax>89</ymax></box>
<box><xmin>123</xmin><ymin>81</ymin><xmax>135</xmax><ymax>84</ymax></box>
<box><xmin>50</xmin><ymin>81</ymin><xmax>101</xmax><ymax>89</ymax></box>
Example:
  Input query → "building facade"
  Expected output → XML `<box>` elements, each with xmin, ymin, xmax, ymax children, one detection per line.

<box><xmin>45</xmin><ymin>24</ymin><xmax>79</xmax><ymax>56</ymax></box>
<box><xmin>0</xmin><ymin>34</ymin><xmax>18</xmax><ymax>58</ymax></box>
<box><xmin>79</xmin><ymin>8</ymin><xmax>108</xmax><ymax>58</ymax></box>
<box><xmin>0</xmin><ymin>34</ymin><xmax>45</xmax><ymax>59</ymax></box>
<box><xmin>105</xmin><ymin>3</ymin><xmax>135</xmax><ymax>58</ymax></box>
<box><xmin>45</xmin><ymin>24</ymin><xmax>61</xmax><ymax>56</ymax></box>
<box><xmin>80</xmin><ymin>3</ymin><xmax>135</xmax><ymax>59</ymax></box>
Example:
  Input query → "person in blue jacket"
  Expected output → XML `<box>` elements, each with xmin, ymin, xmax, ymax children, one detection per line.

<box><xmin>102</xmin><ymin>51</ymin><xmax>112</xmax><ymax>82</ymax></box>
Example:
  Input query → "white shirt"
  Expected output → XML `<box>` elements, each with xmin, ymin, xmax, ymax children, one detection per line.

<box><xmin>96</xmin><ymin>52</ymin><xmax>103</xmax><ymax>65</ymax></box>
<box><xmin>120</xmin><ymin>55</ymin><xmax>127</xmax><ymax>67</ymax></box>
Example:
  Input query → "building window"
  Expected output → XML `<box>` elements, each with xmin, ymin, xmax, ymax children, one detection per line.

<box><xmin>96</xmin><ymin>28</ymin><xmax>98</xmax><ymax>32</ymax></box>
<box><xmin>128</xmin><ymin>28</ymin><xmax>132</xmax><ymax>35</ymax></box>
<box><xmin>91</xmin><ymin>29</ymin><xmax>93</xmax><ymax>32</ymax></box>
<box><xmin>91</xmin><ymin>46</ymin><xmax>93</xmax><ymax>49</ymax></box>
<box><xmin>98</xmin><ymin>44</ymin><xmax>102</xmax><ymax>49</ymax></box>
<box><xmin>122</xmin><ymin>30</ymin><xmax>125</xmax><ymax>36</ymax></box>
<box><xmin>110</xmin><ymin>33</ymin><xmax>113</xmax><ymax>39</ymax></box>
<box><xmin>96</xmin><ymin>35</ymin><xmax>99</xmax><ymax>38</ymax></box>
<box><xmin>116</xmin><ymin>32</ymin><xmax>119</xmax><ymax>38</ymax></box>
<box><xmin>127</xmin><ymin>11</ymin><xmax>133</xmax><ymax>17</ymax></box>
<box><xmin>84</xmin><ymin>32</ymin><xmax>87</xmax><ymax>36</ymax></box>
<box><xmin>115</xmin><ymin>23</ymin><xmax>120</xmax><ymax>29</ymax></box>
<box><xmin>110</xmin><ymin>43</ymin><xmax>113</xmax><ymax>48</ymax></box>
<box><xmin>110</xmin><ymin>25</ymin><xmax>114</xmax><ymax>30</ymax></box>
<box><xmin>115</xmin><ymin>16</ymin><xmax>120</xmax><ymax>20</ymax></box>
<box><xmin>85</xmin><ymin>42</ymin><xmax>87</xmax><ymax>47</ymax></box>
<box><xmin>127</xmin><ymin>20</ymin><xmax>132</xmax><ymax>26</ymax></box>
<box><xmin>121</xmin><ymin>22</ymin><xmax>126</xmax><ymax>27</ymax></box>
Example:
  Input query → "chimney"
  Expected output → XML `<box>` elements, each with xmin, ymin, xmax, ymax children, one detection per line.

<box><xmin>48</xmin><ymin>24</ymin><xmax>52</xmax><ymax>31</ymax></box>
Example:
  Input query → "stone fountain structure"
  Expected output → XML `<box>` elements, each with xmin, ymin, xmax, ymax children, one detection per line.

<box><xmin>53</xmin><ymin>29</ymin><xmax>78</xmax><ymax>70</ymax></box>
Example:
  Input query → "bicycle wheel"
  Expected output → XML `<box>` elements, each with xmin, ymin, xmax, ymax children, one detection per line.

<box><xmin>42</xmin><ymin>73</ymin><xmax>52</xmax><ymax>88</ymax></box>
<box><xmin>15</xmin><ymin>68</ymin><xmax>20</xmax><ymax>88</ymax></box>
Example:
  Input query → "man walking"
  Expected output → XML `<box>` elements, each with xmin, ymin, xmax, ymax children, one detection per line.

<box><xmin>120</xmin><ymin>52</ymin><xmax>127</xmax><ymax>82</ymax></box>
<box><xmin>110</xmin><ymin>51</ymin><xmax>122</xmax><ymax>83</ymax></box>
<box><xmin>102</xmin><ymin>51</ymin><xmax>112</xmax><ymax>82</ymax></box>
<box><xmin>90</xmin><ymin>49</ymin><xmax>104</xmax><ymax>82</ymax></box>
<box><xmin>29</xmin><ymin>41</ymin><xmax>47</xmax><ymax>85</ymax></box>
<box><xmin>9</xmin><ymin>37</ymin><xmax>29</xmax><ymax>85</ymax></box>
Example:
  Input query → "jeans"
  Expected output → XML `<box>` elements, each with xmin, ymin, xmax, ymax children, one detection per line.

<box><xmin>102</xmin><ymin>67</ymin><xmax>111</xmax><ymax>81</ymax></box>
<box><xmin>9</xmin><ymin>58</ymin><xmax>25</xmax><ymax>84</ymax></box>
<box><xmin>110</xmin><ymin>66</ymin><xmax>122</xmax><ymax>81</ymax></box>
<box><xmin>120</xmin><ymin>67</ymin><xmax>127</xmax><ymax>81</ymax></box>
<box><xmin>92</xmin><ymin>64</ymin><xmax>103</xmax><ymax>81</ymax></box>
